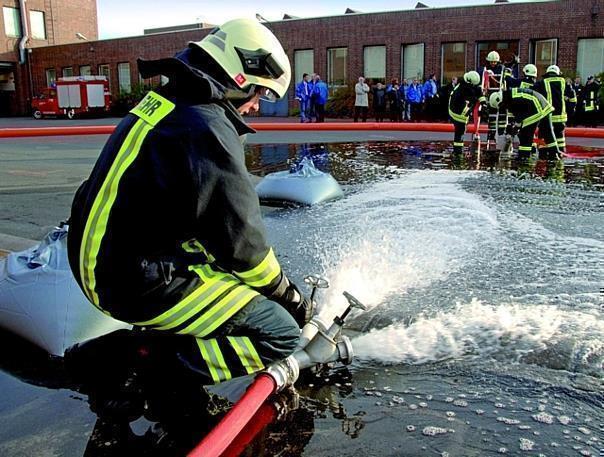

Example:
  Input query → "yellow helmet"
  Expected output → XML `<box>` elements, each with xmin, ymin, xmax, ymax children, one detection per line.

<box><xmin>546</xmin><ymin>65</ymin><xmax>560</xmax><ymax>75</ymax></box>
<box><xmin>486</xmin><ymin>51</ymin><xmax>500</xmax><ymax>63</ymax></box>
<box><xmin>191</xmin><ymin>18</ymin><xmax>291</xmax><ymax>100</ymax></box>
<box><xmin>522</xmin><ymin>64</ymin><xmax>537</xmax><ymax>78</ymax></box>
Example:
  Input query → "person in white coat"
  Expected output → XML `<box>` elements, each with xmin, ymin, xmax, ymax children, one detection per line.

<box><xmin>354</xmin><ymin>76</ymin><xmax>370</xmax><ymax>122</ymax></box>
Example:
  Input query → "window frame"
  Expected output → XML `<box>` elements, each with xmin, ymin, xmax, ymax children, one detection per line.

<box><xmin>117</xmin><ymin>62</ymin><xmax>131</xmax><ymax>94</ymax></box>
<box><xmin>401</xmin><ymin>43</ymin><xmax>425</xmax><ymax>82</ymax></box>
<box><xmin>326</xmin><ymin>47</ymin><xmax>348</xmax><ymax>90</ymax></box>
<box><xmin>441</xmin><ymin>41</ymin><xmax>467</xmax><ymax>84</ymax></box>
<box><xmin>3</xmin><ymin>6</ymin><xmax>21</xmax><ymax>38</ymax></box>
<box><xmin>363</xmin><ymin>45</ymin><xmax>386</xmax><ymax>82</ymax></box>
<box><xmin>293</xmin><ymin>49</ymin><xmax>314</xmax><ymax>84</ymax></box>
<box><xmin>29</xmin><ymin>10</ymin><xmax>46</xmax><ymax>40</ymax></box>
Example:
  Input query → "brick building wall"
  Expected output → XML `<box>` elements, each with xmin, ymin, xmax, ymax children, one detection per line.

<box><xmin>0</xmin><ymin>0</ymin><xmax>97</xmax><ymax>114</ymax></box>
<box><xmin>20</xmin><ymin>0</ymin><xmax>604</xmax><ymax>116</ymax></box>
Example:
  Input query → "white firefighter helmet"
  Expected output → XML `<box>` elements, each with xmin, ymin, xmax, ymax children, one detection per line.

<box><xmin>546</xmin><ymin>65</ymin><xmax>560</xmax><ymax>75</ymax></box>
<box><xmin>489</xmin><ymin>91</ymin><xmax>503</xmax><ymax>109</ymax></box>
<box><xmin>463</xmin><ymin>71</ymin><xmax>481</xmax><ymax>85</ymax></box>
<box><xmin>191</xmin><ymin>18</ymin><xmax>291</xmax><ymax>100</ymax></box>
<box><xmin>522</xmin><ymin>64</ymin><xmax>537</xmax><ymax>78</ymax></box>
<box><xmin>486</xmin><ymin>51</ymin><xmax>500</xmax><ymax>63</ymax></box>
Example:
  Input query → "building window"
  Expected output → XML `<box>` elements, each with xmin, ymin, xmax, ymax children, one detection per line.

<box><xmin>118</xmin><ymin>62</ymin><xmax>131</xmax><ymax>93</ymax></box>
<box><xmin>577</xmin><ymin>38</ymin><xmax>604</xmax><ymax>83</ymax></box>
<box><xmin>30</xmin><ymin>10</ymin><xmax>46</xmax><ymax>40</ymax></box>
<box><xmin>327</xmin><ymin>47</ymin><xmax>347</xmax><ymax>89</ymax></box>
<box><xmin>530</xmin><ymin>39</ymin><xmax>557</xmax><ymax>78</ymax></box>
<box><xmin>3</xmin><ymin>7</ymin><xmax>21</xmax><ymax>37</ymax></box>
<box><xmin>401</xmin><ymin>43</ymin><xmax>424</xmax><ymax>82</ymax></box>
<box><xmin>98</xmin><ymin>64</ymin><xmax>111</xmax><ymax>89</ymax></box>
<box><xmin>476</xmin><ymin>41</ymin><xmax>519</xmax><ymax>69</ymax></box>
<box><xmin>80</xmin><ymin>65</ymin><xmax>91</xmax><ymax>76</ymax></box>
<box><xmin>441</xmin><ymin>42</ymin><xmax>466</xmax><ymax>83</ymax></box>
<box><xmin>294</xmin><ymin>49</ymin><xmax>314</xmax><ymax>84</ymax></box>
<box><xmin>62</xmin><ymin>67</ymin><xmax>73</xmax><ymax>78</ymax></box>
<box><xmin>363</xmin><ymin>45</ymin><xmax>386</xmax><ymax>82</ymax></box>
<box><xmin>45</xmin><ymin>68</ymin><xmax>56</xmax><ymax>87</ymax></box>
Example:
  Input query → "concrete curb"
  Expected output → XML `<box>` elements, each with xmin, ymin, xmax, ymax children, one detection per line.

<box><xmin>0</xmin><ymin>233</ymin><xmax>37</xmax><ymax>253</ymax></box>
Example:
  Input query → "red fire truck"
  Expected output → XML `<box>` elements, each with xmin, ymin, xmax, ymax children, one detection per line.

<box><xmin>31</xmin><ymin>76</ymin><xmax>111</xmax><ymax>119</ymax></box>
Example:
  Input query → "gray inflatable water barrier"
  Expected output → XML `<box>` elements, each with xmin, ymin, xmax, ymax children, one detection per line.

<box><xmin>255</xmin><ymin>158</ymin><xmax>344</xmax><ymax>206</ymax></box>
<box><xmin>0</xmin><ymin>226</ymin><xmax>130</xmax><ymax>356</ymax></box>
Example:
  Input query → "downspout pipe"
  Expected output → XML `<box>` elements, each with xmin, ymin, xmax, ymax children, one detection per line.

<box><xmin>18</xmin><ymin>0</ymin><xmax>29</xmax><ymax>64</ymax></box>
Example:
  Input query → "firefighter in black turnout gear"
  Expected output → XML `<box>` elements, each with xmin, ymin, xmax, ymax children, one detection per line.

<box><xmin>533</xmin><ymin>65</ymin><xmax>576</xmax><ymax>152</ymax></box>
<box><xmin>484</xmin><ymin>51</ymin><xmax>515</xmax><ymax>143</ymax></box>
<box><xmin>449</xmin><ymin>71</ymin><xmax>487</xmax><ymax>155</ymax></box>
<box><xmin>581</xmin><ymin>76</ymin><xmax>601</xmax><ymax>127</ymax></box>
<box><xmin>507</xmin><ymin>64</ymin><xmax>537</xmax><ymax>89</ymax></box>
<box><xmin>68</xmin><ymin>18</ymin><xmax>311</xmax><ymax>386</ymax></box>
<box><xmin>489</xmin><ymin>88</ymin><xmax>560</xmax><ymax>161</ymax></box>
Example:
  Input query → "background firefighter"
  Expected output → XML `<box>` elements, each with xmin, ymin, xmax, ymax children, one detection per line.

<box><xmin>448</xmin><ymin>70</ymin><xmax>487</xmax><ymax>155</ymax></box>
<box><xmin>533</xmin><ymin>65</ymin><xmax>576</xmax><ymax>153</ymax></box>
<box><xmin>489</xmin><ymin>88</ymin><xmax>560</xmax><ymax>162</ymax></box>
<box><xmin>67</xmin><ymin>18</ymin><xmax>313</xmax><ymax>387</ymax></box>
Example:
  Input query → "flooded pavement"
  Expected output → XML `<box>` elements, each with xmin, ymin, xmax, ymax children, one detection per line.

<box><xmin>0</xmin><ymin>140</ymin><xmax>603</xmax><ymax>456</ymax></box>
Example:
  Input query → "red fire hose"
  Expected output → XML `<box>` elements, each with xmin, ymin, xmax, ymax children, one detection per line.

<box><xmin>187</xmin><ymin>373</ymin><xmax>278</xmax><ymax>457</ymax></box>
<box><xmin>0</xmin><ymin>123</ymin><xmax>603</xmax><ymax>138</ymax></box>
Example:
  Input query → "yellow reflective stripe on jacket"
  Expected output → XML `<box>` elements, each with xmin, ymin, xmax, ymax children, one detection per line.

<box><xmin>520</xmin><ymin>81</ymin><xmax>533</xmax><ymax>89</ymax></box>
<box><xmin>133</xmin><ymin>265</ymin><xmax>240</xmax><ymax>329</ymax></box>
<box><xmin>79</xmin><ymin>119</ymin><xmax>153</xmax><ymax>306</ymax></box>
<box><xmin>179</xmin><ymin>286</ymin><xmax>260</xmax><ymax>338</ymax></box>
<box><xmin>234</xmin><ymin>248</ymin><xmax>281</xmax><ymax>288</ymax></box>
<box><xmin>181</xmin><ymin>238</ymin><xmax>216</xmax><ymax>263</ymax></box>
<box><xmin>545</xmin><ymin>77</ymin><xmax>567</xmax><ymax>121</ymax></box>
<box><xmin>130</xmin><ymin>91</ymin><xmax>175</xmax><ymax>127</ymax></box>
<box><xmin>449</xmin><ymin>107</ymin><xmax>468</xmax><ymax>124</ymax></box>
<box><xmin>79</xmin><ymin>92</ymin><xmax>175</xmax><ymax>307</ymax></box>
<box><xmin>227</xmin><ymin>336</ymin><xmax>265</xmax><ymax>375</ymax></box>
<box><xmin>512</xmin><ymin>89</ymin><xmax>551</xmax><ymax>127</ymax></box>
<box><xmin>196</xmin><ymin>338</ymin><xmax>232</xmax><ymax>383</ymax></box>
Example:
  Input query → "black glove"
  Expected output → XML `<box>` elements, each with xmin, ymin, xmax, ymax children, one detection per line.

<box><xmin>279</xmin><ymin>282</ymin><xmax>314</xmax><ymax>327</ymax></box>
<box><xmin>480</xmin><ymin>105</ymin><xmax>489</xmax><ymax>122</ymax></box>
<box><xmin>267</xmin><ymin>273</ymin><xmax>314</xmax><ymax>327</ymax></box>
<box><xmin>505</xmin><ymin>122</ymin><xmax>521</xmax><ymax>136</ymax></box>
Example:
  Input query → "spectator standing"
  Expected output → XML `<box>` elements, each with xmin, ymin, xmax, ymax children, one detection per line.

<box><xmin>422</xmin><ymin>73</ymin><xmax>439</xmax><ymax>119</ymax></box>
<box><xmin>308</xmin><ymin>73</ymin><xmax>317</xmax><ymax>121</ymax></box>
<box><xmin>372</xmin><ymin>82</ymin><xmax>387</xmax><ymax>122</ymax></box>
<box><xmin>406</xmin><ymin>78</ymin><xmax>424</xmax><ymax>121</ymax></box>
<box><xmin>313</xmin><ymin>75</ymin><xmax>329</xmax><ymax>123</ymax></box>
<box><xmin>295</xmin><ymin>73</ymin><xmax>312</xmax><ymax>123</ymax></box>
<box><xmin>400</xmin><ymin>79</ymin><xmax>410</xmax><ymax>121</ymax></box>
<box><xmin>386</xmin><ymin>81</ymin><xmax>402</xmax><ymax>121</ymax></box>
<box><xmin>354</xmin><ymin>76</ymin><xmax>370</xmax><ymax>122</ymax></box>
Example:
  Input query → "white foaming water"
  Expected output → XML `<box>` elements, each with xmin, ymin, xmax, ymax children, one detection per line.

<box><xmin>312</xmin><ymin>170</ymin><xmax>499</xmax><ymax>321</ymax></box>
<box><xmin>352</xmin><ymin>299</ymin><xmax>604</xmax><ymax>377</ymax></box>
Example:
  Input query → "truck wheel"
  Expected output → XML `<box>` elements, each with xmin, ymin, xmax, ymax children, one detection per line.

<box><xmin>66</xmin><ymin>109</ymin><xmax>75</xmax><ymax>119</ymax></box>
<box><xmin>33</xmin><ymin>110</ymin><xmax>43</xmax><ymax>120</ymax></box>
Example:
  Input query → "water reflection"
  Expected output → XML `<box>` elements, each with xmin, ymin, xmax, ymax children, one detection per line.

<box><xmin>245</xmin><ymin>141</ymin><xmax>604</xmax><ymax>186</ymax></box>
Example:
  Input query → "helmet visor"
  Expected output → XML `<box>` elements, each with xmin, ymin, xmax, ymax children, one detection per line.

<box><xmin>224</xmin><ymin>85</ymin><xmax>279</xmax><ymax>103</ymax></box>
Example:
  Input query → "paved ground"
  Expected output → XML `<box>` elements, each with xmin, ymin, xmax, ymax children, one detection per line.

<box><xmin>1</xmin><ymin>116</ymin><xmax>603</xmax><ymax>245</ymax></box>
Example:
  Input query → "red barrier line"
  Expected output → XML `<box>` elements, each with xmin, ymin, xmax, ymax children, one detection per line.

<box><xmin>0</xmin><ymin>123</ymin><xmax>602</xmax><ymax>138</ymax></box>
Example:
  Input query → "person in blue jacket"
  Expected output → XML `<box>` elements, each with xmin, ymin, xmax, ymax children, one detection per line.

<box><xmin>406</xmin><ymin>78</ymin><xmax>424</xmax><ymax>121</ymax></box>
<box><xmin>400</xmin><ymin>78</ymin><xmax>410</xmax><ymax>120</ymax></box>
<box><xmin>312</xmin><ymin>75</ymin><xmax>329</xmax><ymax>123</ymax></box>
<box><xmin>295</xmin><ymin>73</ymin><xmax>312</xmax><ymax>122</ymax></box>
